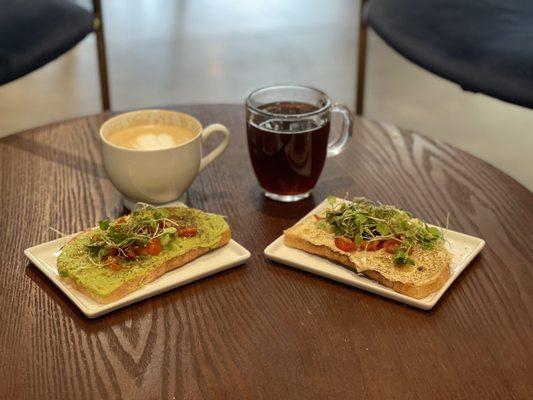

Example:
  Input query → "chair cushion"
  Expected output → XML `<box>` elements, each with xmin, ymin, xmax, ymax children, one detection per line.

<box><xmin>367</xmin><ymin>0</ymin><xmax>533</xmax><ymax>109</ymax></box>
<box><xmin>0</xmin><ymin>0</ymin><xmax>93</xmax><ymax>85</ymax></box>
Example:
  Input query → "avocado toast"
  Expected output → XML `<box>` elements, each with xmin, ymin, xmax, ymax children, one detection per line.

<box><xmin>284</xmin><ymin>197</ymin><xmax>451</xmax><ymax>299</ymax></box>
<box><xmin>58</xmin><ymin>205</ymin><xmax>231</xmax><ymax>303</ymax></box>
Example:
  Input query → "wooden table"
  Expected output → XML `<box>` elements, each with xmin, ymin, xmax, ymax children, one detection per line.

<box><xmin>1</xmin><ymin>105</ymin><xmax>532</xmax><ymax>399</ymax></box>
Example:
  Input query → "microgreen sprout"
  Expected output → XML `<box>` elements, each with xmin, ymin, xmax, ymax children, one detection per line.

<box><xmin>85</xmin><ymin>204</ymin><xmax>183</xmax><ymax>263</ymax></box>
<box><xmin>321</xmin><ymin>197</ymin><xmax>445</xmax><ymax>265</ymax></box>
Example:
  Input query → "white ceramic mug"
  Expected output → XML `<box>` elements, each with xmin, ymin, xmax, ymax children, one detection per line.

<box><xmin>100</xmin><ymin>109</ymin><xmax>230</xmax><ymax>208</ymax></box>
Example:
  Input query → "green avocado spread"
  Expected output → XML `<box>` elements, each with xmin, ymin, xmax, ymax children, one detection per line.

<box><xmin>57</xmin><ymin>207</ymin><xmax>228</xmax><ymax>297</ymax></box>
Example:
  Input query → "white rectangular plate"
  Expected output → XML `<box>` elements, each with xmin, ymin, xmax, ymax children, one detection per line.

<box><xmin>25</xmin><ymin>235</ymin><xmax>251</xmax><ymax>318</ymax></box>
<box><xmin>264</xmin><ymin>199</ymin><xmax>485</xmax><ymax>310</ymax></box>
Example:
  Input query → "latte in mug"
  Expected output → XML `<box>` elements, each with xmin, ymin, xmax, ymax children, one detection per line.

<box><xmin>107</xmin><ymin>124</ymin><xmax>197</xmax><ymax>150</ymax></box>
<box><xmin>99</xmin><ymin>109</ymin><xmax>230</xmax><ymax>209</ymax></box>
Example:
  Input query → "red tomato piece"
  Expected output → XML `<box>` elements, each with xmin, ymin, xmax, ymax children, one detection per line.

<box><xmin>334</xmin><ymin>237</ymin><xmax>356</xmax><ymax>252</ymax></box>
<box><xmin>106</xmin><ymin>257</ymin><xmax>122</xmax><ymax>271</ymax></box>
<box><xmin>383</xmin><ymin>240</ymin><xmax>400</xmax><ymax>254</ymax></box>
<box><xmin>125</xmin><ymin>247</ymin><xmax>137</xmax><ymax>259</ymax></box>
<box><xmin>359</xmin><ymin>240</ymin><xmax>381</xmax><ymax>251</ymax></box>
<box><xmin>178</xmin><ymin>227</ymin><xmax>198</xmax><ymax>238</ymax></box>
<box><xmin>136</xmin><ymin>245</ymin><xmax>148</xmax><ymax>256</ymax></box>
<box><xmin>146</xmin><ymin>238</ymin><xmax>163</xmax><ymax>255</ymax></box>
<box><xmin>314</xmin><ymin>214</ymin><xmax>324</xmax><ymax>221</ymax></box>
<box><xmin>366</xmin><ymin>240</ymin><xmax>382</xmax><ymax>251</ymax></box>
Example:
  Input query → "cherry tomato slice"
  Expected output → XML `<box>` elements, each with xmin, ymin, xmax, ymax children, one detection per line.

<box><xmin>146</xmin><ymin>238</ymin><xmax>163</xmax><ymax>256</ymax></box>
<box><xmin>334</xmin><ymin>237</ymin><xmax>356</xmax><ymax>252</ymax></box>
<box><xmin>178</xmin><ymin>227</ymin><xmax>198</xmax><ymax>238</ymax></box>
<box><xmin>136</xmin><ymin>245</ymin><xmax>149</xmax><ymax>256</ymax></box>
<box><xmin>106</xmin><ymin>257</ymin><xmax>122</xmax><ymax>271</ymax></box>
<box><xmin>125</xmin><ymin>247</ymin><xmax>137</xmax><ymax>259</ymax></box>
<box><xmin>366</xmin><ymin>240</ymin><xmax>382</xmax><ymax>251</ymax></box>
<box><xmin>135</xmin><ymin>238</ymin><xmax>163</xmax><ymax>256</ymax></box>
<box><xmin>383</xmin><ymin>240</ymin><xmax>400</xmax><ymax>254</ymax></box>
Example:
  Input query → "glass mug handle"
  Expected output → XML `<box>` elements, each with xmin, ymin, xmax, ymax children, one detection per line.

<box><xmin>327</xmin><ymin>103</ymin><xmax>354</xmax><ymax>157</ymax></box>
<box><xmin>199</xmin><ymin>123</ymin><xmax>231</xmax><ymax>171</ymax></box>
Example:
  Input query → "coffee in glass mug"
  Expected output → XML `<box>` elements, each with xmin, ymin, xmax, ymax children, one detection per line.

<box><xmin>246</xmin><ymin>85</ymin><xmax>353</xmax><ymax>202</ymax></box>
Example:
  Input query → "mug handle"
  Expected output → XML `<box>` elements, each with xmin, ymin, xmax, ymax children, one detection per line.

<box><xmin>199</xmin><ymin>123</ymin><xmax>231</xmax><ymax>171</ymax></box>
<box><xmin>327</xmin><ymin>103</ymin><xmax>354</xmax><ymax>157</ymax></box>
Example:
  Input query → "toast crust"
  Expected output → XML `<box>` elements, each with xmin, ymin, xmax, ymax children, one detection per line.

<box><xmin>63</xmin><ymin>228</ymin><xmax>231</xmax><ymax>304</ymax></box>
<box><xmin>284</xmin><ymin>227</ymin><xmax>450</xmax><ymax>299</ymax></box>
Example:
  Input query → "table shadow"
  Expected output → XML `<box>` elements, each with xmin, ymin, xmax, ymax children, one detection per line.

<box><xmin>25</xmin><ymin>263</ymin><xmax>96</xmax><ymax>322</ymax></box>
<box><xmin>3</xmin><ymin>134</ymin><xmax>106</xmax><ymax>178</ymax></box>
<box><xmin>24</xmin><ymin>259</ymin><xmax>246</xmax><ymax>329</ymax></box>
<box><xmin>252</xmin><ymin>172</ymin><xmax>358</xmax><ymax>220</ymax></box>
<box><xmin>254</xmin><ymin>190</ymin><xmax>319</xmax><ymax>220</ymax></box>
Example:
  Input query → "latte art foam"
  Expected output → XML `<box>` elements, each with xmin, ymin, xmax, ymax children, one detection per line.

<box><xmin>135</xmin><ymin>133</ymin><xmax>177</xmax><ymax>150</ymax></box>
<box><xmin>107</xmin><ymin>124</ymin><xmax>197</xmax><ymax>150</ymax></box>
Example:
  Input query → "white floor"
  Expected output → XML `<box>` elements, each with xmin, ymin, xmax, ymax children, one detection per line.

<box><xmin>0</xmin><ymin>0</ymin><xmax>531</xmax><ymax>190</ymax></box>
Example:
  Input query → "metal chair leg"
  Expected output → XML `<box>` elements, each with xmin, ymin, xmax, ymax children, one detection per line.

<box><xmin>356</xmin><ymin>0</ymin><xmax>368</xmax><ymax>116</ymax></box>
<box><xmin>93</xmin><ymin>0</ymin><xmax>110</xmax><ymax>111</ymax></box>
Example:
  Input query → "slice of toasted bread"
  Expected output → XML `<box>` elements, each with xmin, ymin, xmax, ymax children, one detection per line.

<box><xmin>58</xmin><ymin>207</ymin><xmax>231</xmax><ymax>304</ymax></box>
<box><xmin>284</xmin><ymin>216</ymin><xmax>451</xmax><ymax>299</ymax></box>
<box><xmin>62</xmin><ymin>229</ymin><xmax>231</xmax><ymax>304</ymax></box>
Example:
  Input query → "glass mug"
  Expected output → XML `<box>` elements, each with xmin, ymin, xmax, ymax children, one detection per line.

<box><xmin>246</xmin><ymin>85</ymin><xmax>353</xmax><ymax>202</ymax></box>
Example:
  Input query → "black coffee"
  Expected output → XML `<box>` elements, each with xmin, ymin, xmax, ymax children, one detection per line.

<box><xmin>247</xmin><ymin>102</ymin><xmax>330</xmax><ymax>195</ymax></box>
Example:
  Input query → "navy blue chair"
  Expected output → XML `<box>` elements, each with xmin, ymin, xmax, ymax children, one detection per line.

<box><xmin>0</xmin><ymin>0</ymin><xmax>110</xmax><ymax>110</ymax></box>
<box><xmin>356</xmin><ymin>0</ymin><xmax>533</xmax><ymax>114</ymax></box>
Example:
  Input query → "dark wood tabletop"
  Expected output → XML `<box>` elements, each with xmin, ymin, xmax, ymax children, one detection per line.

<box><xmin>1</xmin><ymin>104</ymin><xmax>532</xmax><ymax>399</ymax></box>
